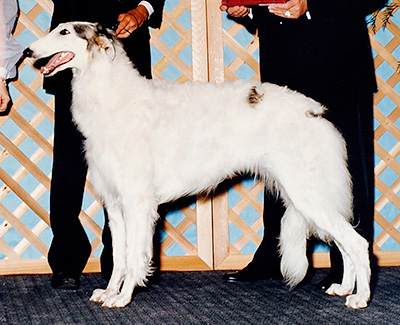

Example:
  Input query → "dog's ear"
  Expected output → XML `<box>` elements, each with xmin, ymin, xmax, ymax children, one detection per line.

<box><xmin>94</xmin><ymin>35</ymin><xmax>116</xmax><ymax>60</ymax></box>
<box><xmin>77</xmin><ymin>23</ymin><xmax>116</xmax><ymax>60</ymax></box>
<box><xmin>94</xmin><ymin>23</ymin><xmax>116</xmax><ymax>60</ymax></box>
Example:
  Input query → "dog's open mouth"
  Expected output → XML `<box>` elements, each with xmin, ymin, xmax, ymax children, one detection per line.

<box><xmin>40</xmin><ymin>51</ymin><xmax>75</xmax><ymax>75</ymax></box>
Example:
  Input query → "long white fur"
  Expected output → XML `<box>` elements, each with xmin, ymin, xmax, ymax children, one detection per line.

<box><xmin>27</xmin><ymin>22</ymin><xmax>371</xmax><ymax>309</ymax></box>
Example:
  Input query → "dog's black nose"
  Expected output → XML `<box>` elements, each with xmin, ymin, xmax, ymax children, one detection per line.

<box><xmin>23</xmin><ymin>48</ymin><xmax>33</xmax><ymax>58</ymax></box>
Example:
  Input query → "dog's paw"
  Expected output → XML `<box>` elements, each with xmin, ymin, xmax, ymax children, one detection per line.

<box><xmin>325</xmin><ymin>283</ymin><xmax>354</xmax><ymax>296</ymax></box>
<box><xmin>90</xmin><ymin>288</ymin><xmax>108</xmax><ymax>303</ymax></box>
<box><xmin>101</xmin><ymin>293</ymin><xmax>132</xmax><ymax>308</ymax></box>
<box><xmin>345</xmin><ymin>293</ymin><xmax>369</xmax><ymax>309</ymax></box>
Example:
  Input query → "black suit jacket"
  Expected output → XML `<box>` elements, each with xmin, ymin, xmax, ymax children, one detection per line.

<box><xmin>44</xmin><ymin>0</ymin><xmax>165</xmax><ymax>94</ymax></box>
<box><xmin>49</xmin><ymin>0</ymin><xmax>164</xmax><ymax>29</ymax></box>
<box><xmin>251</xmin><ymin>0</ymin><xmax>387</xmax><ymax>110</ymax></box>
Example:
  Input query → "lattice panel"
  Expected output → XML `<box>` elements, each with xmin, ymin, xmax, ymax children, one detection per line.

<box><xmin>150</xmin><ymin>0</ymin><xmax>213</xmax><ymax>269</ymax></box>
<box><xmin>370</xmin><ymin>4</ymin><xmax>400</xmax><ymax>265</ymax></box>
<box><xmin>0</xmin><ymin>0</ymin><xmax>53</xmax><ymax>273</ymax></box>
<box><xmin>151</xmin><ymin>0</ymin><xmax>193</xmax><ymax>82</ymax></box>
<box><xmin>150</xmin><ymin>0</ymin><xmax>213</xmax><ymax>270</ymax></box>
<box><xmin>222</xmin><ymin>13</ymin><xmax>259</xmax><ymax>82</ymax></box>
<box><xmin>211</xmin><ymin>11</ymin><xmax>264</xmax><ymax>270</ymax></box>
<box><xmin>225</xmin><ymin>179</ymin><xmax>264</xmax><ymax>255</ymax></box>
<box><xmin>159</xmin><ymin>197</ymin><xmax>213</xmax><ymax>270</ymax></box>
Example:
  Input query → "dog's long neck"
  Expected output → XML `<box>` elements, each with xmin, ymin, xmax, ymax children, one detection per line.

<box><xmin>75</xmin><ymin>47</ymin><xmax>143</xmax><ymax>94</ymax></box>
<box><xmin>70</xmin><ymin>47</ymin><xmax>149</xmax><ymax>138</ymax></box>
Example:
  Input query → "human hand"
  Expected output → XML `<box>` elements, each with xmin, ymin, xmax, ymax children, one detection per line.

<box><xmin>268</xmin><ymin>0</ymin><xmax>308</xmax><ymax>19</ymax></box>
<box><xmin>116</xmin><ymin>5</ymin><xmax>148</xmax><ymax>38</ymax></box>
<box><xmin>220</xmin><ymin>5</ymin><xmax>250</xmax><ymax>18</ymax></box>
<box><xmin>0</xmin><ymin>80</ymin><xmax>10</xmax><ymax>112</ymax></box>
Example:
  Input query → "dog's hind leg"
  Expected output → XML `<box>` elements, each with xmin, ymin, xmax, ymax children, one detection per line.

<box><xmin>90</xmin><ymin>203</ymin><xmax>127</xmax><ymax>304</ymax></box>
<box><xmin>324</xmin><ymin>224</ymin><xmax>370</xmax><ymax>309</ymax></box>
<box><xmin>299</xmin><ymin>206</ymin><xmax>370</xmax><ymax>309</ymax></box>
<box><xmin>102</xmin><ymin>195</ymin><xmax>158</xmax><ymax>308</ymax></box>
<box><xmin>279</xmin><ymin>204</ymin><xmax>309</xmax><ymax>287</ymax></box>
<box><xmin>275</xmin><ymin>161</ymin><xmax>370</xmax><ymax>308</ymax></box>
<box><xmin>325</xmin><ymin>241</ymin><xmax>356</xmax><ymax>296</ymax></box>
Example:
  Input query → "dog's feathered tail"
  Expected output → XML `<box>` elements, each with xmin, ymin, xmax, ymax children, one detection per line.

<box><xmin>279</xmin><ymin>204</ymin><xmax>310</xmax><ymax>288</ymax></box>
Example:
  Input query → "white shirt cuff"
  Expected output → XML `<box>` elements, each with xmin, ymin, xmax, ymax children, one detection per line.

<box><xmin>0</xmin><ymin>67</ymin><xmax>7</xmax><ymax>80</ymax></box>
<box><xmin>139</xmin><ymin>1</ymin><xmax>154</xmax><ymax>18</ymax></box>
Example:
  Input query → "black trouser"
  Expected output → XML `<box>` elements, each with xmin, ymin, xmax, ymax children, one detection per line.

<box><xmin>47</xmin><ymin>90</ymin><xmax>112</xmax><ymax>278</ymax></box>
<box><xmin>252</xmin><ymin>91</ymin><xmax>375</xmax><ymax>276</ymax></box>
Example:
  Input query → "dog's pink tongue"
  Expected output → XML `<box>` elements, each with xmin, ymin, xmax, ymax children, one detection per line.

<box><xmin>40</xmin><ymin>52</ymin><xmax>75</xmax><ymax>75</ymax></box>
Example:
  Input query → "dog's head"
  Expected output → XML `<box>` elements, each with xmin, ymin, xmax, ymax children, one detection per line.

<box><xmin>24</xmin><ymin>22</ymin><xmax>117</xmax><ymax>76</ymax></box>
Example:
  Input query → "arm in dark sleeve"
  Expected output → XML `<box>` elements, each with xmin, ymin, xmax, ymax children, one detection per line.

<box><xmin>138</xmin><ymin>0</ymin><xmax>165</xmax><ymax>29</ymax></box>
<box><xmin>307</xmin><ymin>0</ymin><xmax>388</xmax><ymax>19</ymax></box>
<box><xmin>227</xmin><ymin>14</ymin><xmax>257</xmax><ymax>35</ymax></box>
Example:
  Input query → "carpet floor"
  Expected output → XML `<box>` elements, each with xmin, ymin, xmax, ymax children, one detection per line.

<box><xmin>0</xmin><ymin>267</ymin><xmax>399</xmax><ymax>324</ymax></box>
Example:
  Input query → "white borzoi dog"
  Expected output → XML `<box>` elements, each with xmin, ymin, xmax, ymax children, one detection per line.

<box><xmin>25</xmin><ymin>22</ymin><xmax>370</xmax><ymax>309</ymax></box>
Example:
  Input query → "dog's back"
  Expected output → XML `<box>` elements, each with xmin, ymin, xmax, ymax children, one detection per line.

<box><xmin>70</xmin><ymin>48</ymin><xmax>345</xmax><ymax>207</ymax></box>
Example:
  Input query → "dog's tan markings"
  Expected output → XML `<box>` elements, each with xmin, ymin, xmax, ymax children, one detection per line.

<box><xmin>248</xmin><ymin>86</ymin><xmax>264</xmax><ymax>106</ymax></box>
<box><xmin>73</xmin><ymin>24</ymin><xmax>99</xmax><ymax>53</ymax></box>
<box><xmin>305</xmin><ymin>106</ymin><xmax>326</xmax><ymax>118</ymax></box>
<box><xmin>74</xmin><ymin>24</ymin><xmax>116</xmax><ymax>58</ymax></box>
<box><xmin>74</xmin><ymin>24</ymin><xmax>99</xmax><ymax>53</ymax></box>
<box><xmin>306</xmin><ymin>110</ymin><xmax>321</xmax><ymax>118</ymax></box>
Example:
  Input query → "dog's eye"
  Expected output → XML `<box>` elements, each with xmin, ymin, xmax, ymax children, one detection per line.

<box><xmin>60</xmin><ymin>29</ymin><xmax>70</xmax><ymax>35</ymax></box>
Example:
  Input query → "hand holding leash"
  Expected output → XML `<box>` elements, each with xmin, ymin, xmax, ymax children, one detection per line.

<box><xmin>116</xmin><ymin>5</ymin><xmax>148</xmax><ymax>38</ymax></box>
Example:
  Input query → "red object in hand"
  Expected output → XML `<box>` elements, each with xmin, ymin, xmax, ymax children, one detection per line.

<box><xmin>221</xmin><ymin>0</ymin><xmax>286</xmax><ymax>5</ymax></box>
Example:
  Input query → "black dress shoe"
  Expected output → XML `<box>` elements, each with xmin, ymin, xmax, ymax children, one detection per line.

<box><xmin>223</xmin><ymin>266</ymin><xmax>283</xmax><ymax>283</ymax></box>
<box><xmin>51</xmin><ymin>272</ymin><xmax>80</xmax><ymax>289</ymax></box>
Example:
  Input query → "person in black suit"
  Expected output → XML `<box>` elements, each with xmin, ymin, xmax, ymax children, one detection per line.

<box><xmin>44</xmin><ymin>0</ymin><xmax>165</xmax><ymax>289</ymax></box>
<box><xmin>221</xmin><ymin>0</ymin><xmax>386</xmax><ymax>289</ymax></box>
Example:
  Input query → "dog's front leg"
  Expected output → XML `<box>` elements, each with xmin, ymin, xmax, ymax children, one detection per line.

<box><xmin>101</xmin><ymin>196</ymin><xmax>158</xmax><ymax>308</ymax></box>
<box><xmin>90</xmin><ymin>204</ymin><xmax>127</xmax><ymax>304</ymax></box>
